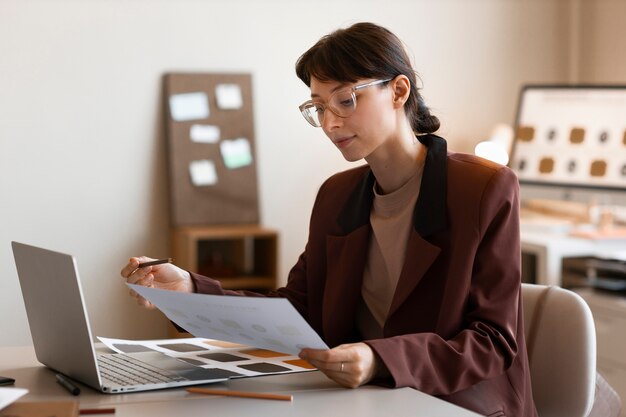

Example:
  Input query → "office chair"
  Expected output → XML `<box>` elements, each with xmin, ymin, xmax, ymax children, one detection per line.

<box><xmin>522</xmin><ymin>284</ymin><xmax>597</xmax><ymax>417</ymax></box>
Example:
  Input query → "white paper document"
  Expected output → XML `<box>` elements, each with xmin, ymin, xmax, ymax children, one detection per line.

<box><xmin>190</xmin><ymin>124</ymin><xmax>220</xmax><ymax>143</ymax></box>
<box><xmin>220</xmin><ymin>137</ymin><xmax>253</xmax><ymax>169</ymax></box>
<box><xmin>0</xmin><ymin>387</ymin><xmax>28</xmax><ymax>411</ymax></box>
<box><xmin>169</xmin><ymin>92</ymin><xmax>210</xmax><ymax>121</ymax></box>
<box><xmin>128</xmin><ymin>284</ymin><xmax>329</xmax><ymax>356</ymax></box>
<box><xmin>215</xmin><ymin>84</ymin><xmax>243</xmax><ymax>110</ymax></box>
<box><xmin>189</xmin><ymin>159</ymin><xmax>218</xmax><ymax>186</ymax></box>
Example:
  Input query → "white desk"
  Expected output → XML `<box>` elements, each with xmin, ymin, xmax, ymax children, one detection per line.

<box><xmin>521</xmin><ymin>229</ymin><xmax>626</xmax><ymax>286</ymax></box>
<box><xmin>0</xmin><ymin>346</ymin><xmax>482</xmax><ymax>417</ymax></box>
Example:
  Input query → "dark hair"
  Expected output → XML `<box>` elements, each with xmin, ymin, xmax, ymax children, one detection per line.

<box><xmin>295</xmin><ymin>22</ymin><xmax>440</xmax><ymax>134</ymax></box>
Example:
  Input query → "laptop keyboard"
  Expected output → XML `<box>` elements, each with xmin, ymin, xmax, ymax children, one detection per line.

<box><xmin>98</xmin><ymin>353</ymin><xmax>186</xmax><ymax>386</ymax></box>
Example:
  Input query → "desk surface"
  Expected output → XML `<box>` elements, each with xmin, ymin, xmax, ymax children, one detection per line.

<box><xmin>0</xmin><ymin>346</ymin><xmax>482</xmax><ymax>417</ymax></box>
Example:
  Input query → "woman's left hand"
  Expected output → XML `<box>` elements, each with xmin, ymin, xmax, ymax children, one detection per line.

<box><xmin>299</xmin><ymin>342</ymin><xmax>380</xmax><ymax>388</ymax></box>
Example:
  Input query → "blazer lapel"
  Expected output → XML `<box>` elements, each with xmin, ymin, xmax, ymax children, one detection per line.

<box><xmin>323</xmin><ymin>226</ymin><xmax>370</xmax><ymax>346</ymax></box>
<box><xmin>388</xmin><ymin>134</ymin><xmax>448</xmax><ymax>319</ymax></box>
<box><xmin>387</xmin><ymin>229</ymin><xmax>441</xmax><ymax>318</ymax></box>
<box><xmin>414</xmin><ymin>134</ymin><xmax>448</xmax><ymax>236</ymax></box>
<box><xmin>322</xmin><ymin>169</ymin><xmax>374</xmax><ymax>346</ymax></box>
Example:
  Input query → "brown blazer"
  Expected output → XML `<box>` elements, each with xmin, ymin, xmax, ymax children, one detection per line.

<box><xmin>192</xmin><ymin>134</ymin><xmax>537</xmax><ymax>417</ymax></box>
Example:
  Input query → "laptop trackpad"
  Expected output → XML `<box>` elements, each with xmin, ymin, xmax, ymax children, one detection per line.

<box><xmin>125</xmin><ymin>351</ymin><xmax>229</xmax><ymax>382</ymax></box>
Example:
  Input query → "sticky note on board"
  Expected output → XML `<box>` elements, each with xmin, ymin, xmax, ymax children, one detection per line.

<box><xmin>220</xmin><ymin>138</ymin><xmax>253</xmax><ymax>169</ymax></box>
<box><xmin>189</xmin><ymin>160</ymin><xmax>218</xmax><ymax>186</ymax></box>
<box><xmin>190</xmin><ymin>124</ymin><xmax>220</xmax><ymax>143</ymax></box>
<box><xmin>169</xmin><ymin>92</ymin><xmax>210</xmax><ymax>121</ymax></box>
<box><xmin>215</xmin><ymin>84</ymin><xmax>243</xmax><ymax>110</ymax></box>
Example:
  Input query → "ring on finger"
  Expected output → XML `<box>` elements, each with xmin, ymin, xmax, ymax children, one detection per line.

<box><xmin>340</xmin><ymin>362</ymin><xmax>344</xmax><ymax>372</ymax></box>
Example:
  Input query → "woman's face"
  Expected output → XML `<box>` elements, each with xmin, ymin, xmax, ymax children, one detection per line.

<box><xmin>309</xmin><ymin>77</ymin><xmax>397</xmax><ymax>162</ymax></box>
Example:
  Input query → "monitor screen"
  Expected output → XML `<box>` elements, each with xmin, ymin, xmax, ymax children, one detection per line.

<box><xmin>509</xmin><ymin>85</ymin><xmax>626</xmax><ymax>191</ymax></box>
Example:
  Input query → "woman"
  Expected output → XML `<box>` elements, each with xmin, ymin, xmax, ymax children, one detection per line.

<box><xmin>122</xmin><ymin>22</ymin><xmax>537</xmax><ymax>416</ymax></box>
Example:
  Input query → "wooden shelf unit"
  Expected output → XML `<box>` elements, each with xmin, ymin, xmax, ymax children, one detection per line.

<box><xmin>170</xmin><ymin>225</ymin><xmax>279</xmax><ymax>291</ymax></box>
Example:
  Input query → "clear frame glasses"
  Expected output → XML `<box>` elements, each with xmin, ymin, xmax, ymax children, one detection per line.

<box><xmin>298</xmin><ymin>78</ymin><xmax>392</xmax><ymax>128</ymax></box>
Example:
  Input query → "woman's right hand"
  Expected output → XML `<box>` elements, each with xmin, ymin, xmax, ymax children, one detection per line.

<box><xmin>120</xmin><ymin>256</ymin><xmax>194</xmax><ymax>308</ymax></box>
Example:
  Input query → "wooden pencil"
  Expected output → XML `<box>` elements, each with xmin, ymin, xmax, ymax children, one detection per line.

<box><xmin>186</xmin><ymin>387</ymin><xmax>293</xmax><ymax>402</ymax></box>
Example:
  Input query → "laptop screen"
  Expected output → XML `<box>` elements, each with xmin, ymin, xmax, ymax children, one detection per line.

<box><xmin>12</xmin><ymin>241</ymin><xmax>102</xmax><ymax>389</ymax></box>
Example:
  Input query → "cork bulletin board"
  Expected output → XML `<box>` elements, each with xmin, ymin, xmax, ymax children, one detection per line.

<box><xmin>163</xmin><ymin>73</ymin><xmax>259</xmax><ymax>226</ymax></box>
<box><xmin>509</xmin><ymin>85</ymin><xmax>626</xmax><ymax>191</ymax></box>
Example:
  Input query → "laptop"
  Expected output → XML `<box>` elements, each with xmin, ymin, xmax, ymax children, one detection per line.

<box><xmin>11</xmin><ymin>241</ymin><xmax>229</xmax><ymax>393</ymax></box>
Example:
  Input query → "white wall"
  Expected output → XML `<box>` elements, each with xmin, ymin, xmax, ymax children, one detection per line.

<box><xmin>579</xmin><ymin>0</ymin><xmax>626</xmax><ymax>83</ymax></box>
<box><xmin>0</xmin><ymin>0</ymin><xmax>572</xmax><ymax>346</ymax></box>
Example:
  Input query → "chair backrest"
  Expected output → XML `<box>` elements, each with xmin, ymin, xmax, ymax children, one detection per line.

<box><xmin>522</xmin><ymin>284</ymin><xmax>596</xmax><ymax>417</ymax></box>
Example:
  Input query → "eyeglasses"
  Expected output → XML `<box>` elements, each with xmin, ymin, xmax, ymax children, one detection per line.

<box><xmin>298</xmin><ymin>78</ymin><xmax>392</xmax><ymax>128</ymax></box>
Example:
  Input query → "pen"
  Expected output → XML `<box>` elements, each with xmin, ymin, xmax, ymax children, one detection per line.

<box><xmin>0</xmin><ymin>375</ymin><xmax>15</xmax><ymax>386</ymax></box>
<box><xmin>186</xmin><ymin>387</ymin><xmax>293</xmax><ymax>402</ymax></box>
<box><xmin>137</xmin><ymin>258</ymin><xmax>173</xmax><ymax>268</ymax></box>
<box><xmin>56</xmin><ymin>373</ymin><xmax>80</xmax><ymax>396</ymax></box>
